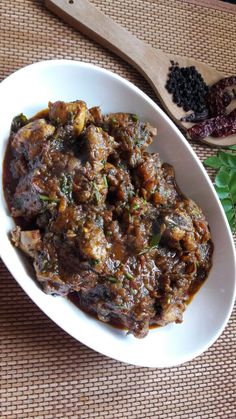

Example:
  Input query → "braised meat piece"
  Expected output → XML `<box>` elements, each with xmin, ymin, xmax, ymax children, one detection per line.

<box><xmin>3</xmin><ymin>100</ymin><xmax>213</xmax><ymax>338</ymax></box>
<box><xmin>48</xmin><ymin>100</ymin><xmax>87</xmax><ymax>135</ymax></box>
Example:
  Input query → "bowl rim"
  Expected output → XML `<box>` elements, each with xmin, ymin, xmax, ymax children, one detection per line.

<box><xmin>0</xmin><ymin>59</ymin><xmax>235</xmax><ymax>367</ymax></box>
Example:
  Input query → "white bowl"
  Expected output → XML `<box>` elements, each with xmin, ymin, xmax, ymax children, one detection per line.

<box><xmin>0</xmin><ymin>60</ymin><xmax>235</xmax><ymax>368</ymax></box>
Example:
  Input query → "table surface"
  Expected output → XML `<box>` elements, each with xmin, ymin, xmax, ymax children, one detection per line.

<box><xmin>0</xmin><ymin>1</ymin><xmax>235</xmax><ymax>418</ymax></box>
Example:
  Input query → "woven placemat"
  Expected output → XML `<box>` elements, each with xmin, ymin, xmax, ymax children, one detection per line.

<box><xmin>185</xmin><ymin>0</ymin><xmax>236</xmax><ymax>14</ymax></box>
<box><xmin>0</xmin><ymin>1</ymin><xmax>236</xmax><ymax>418</ymax></box>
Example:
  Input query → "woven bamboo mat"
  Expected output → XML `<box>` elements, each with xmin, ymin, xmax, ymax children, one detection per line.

<box><xmin>0</xmin><ymin>1</ymin><xmax>236</xmax><ymax>418</ymax></box>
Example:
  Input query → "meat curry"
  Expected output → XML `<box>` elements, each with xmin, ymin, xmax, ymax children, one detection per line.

<box><xmin>3</xmin><ymin>100</ymin><xmax>213</xmax><ymax>338</ymax></box>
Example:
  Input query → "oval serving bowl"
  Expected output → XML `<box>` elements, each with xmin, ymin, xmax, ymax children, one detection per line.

<box><xmin>0</xmin><ymin>60</ymin><xmax>235</xmax><ymax>368</ymax></box>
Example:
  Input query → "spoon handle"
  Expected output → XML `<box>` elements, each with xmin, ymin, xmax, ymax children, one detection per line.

<box><xmin>45</xmin><ymin>0</ymin><xmax>167</xmax><ymax>79</ymax></box>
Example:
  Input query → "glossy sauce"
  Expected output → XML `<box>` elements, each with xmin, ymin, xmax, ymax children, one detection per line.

<box><xmin>3</xmin><ymin>104</ymin><xmax>213</xmax><ymax>338</ymax></box>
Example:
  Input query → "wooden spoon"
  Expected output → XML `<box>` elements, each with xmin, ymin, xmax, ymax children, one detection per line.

<box><xmin>45</xmin><ymin>0</ymin><xmax>236</xmax><ymax>147</ymax></box>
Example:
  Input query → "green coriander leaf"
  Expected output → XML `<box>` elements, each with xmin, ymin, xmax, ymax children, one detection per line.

<box><xmin>204</xmin><ymin>156</ymin><xmax>222</xmax><ymax>169</ymax></box>
<box><xmin>125</xmin><ymin>272</ymin><xmax>135</xmax><ymax>280</ymax></box>
<box><xmin>106</xmin><ymin>276</ymin><xmax>117</xmax><ymax>283</ymax></box>
<box><xmin>103</xmin><ymin>175</ymin><xmax>108</xmax><ymax>188</ymax></box>
<box><xmin>221</xmin><ymin>198</ymin><xmax>232</xmax><ymax>213</ymax></box>
<box><xmin>150</xmin><ymin>233</ymin><xmax>161</xmax><ymax>247</ymax></box>
<box><xmin>11</xmin><ymin>113</ymin><xmax>28</xmax><ymax>132</ymax></box>
<box><xmin>39</xmin><ymin>194</ymin><xmax>60</xmax><ymax>203</ymax></box>
<box><xmin>60</xmin><ymin>173</ymin><xmax>73</xmax><ymax>201</ymax></box>
<box><xmin>93</xmin><ymin>182</ymin><xmax>100</xmax><ymax>204</ymax></box>
<box><xmin>228</xmin><ymin>145</ymin><xmax>236</xmax><ymax>151</ymax></box>
<box><xmin>131</xmin><ymin>114</ymin><xmax>139</xmax><ymax>122</ymax></box>
<box><xmin>90</xmin><ymin>259</ymin><xmax>100</xmax><ymax>266</ymax></box>
<box><xmin>215</xmin><ymin>170</ymin><xmax>231</xmax><ymax>188</ymax></box>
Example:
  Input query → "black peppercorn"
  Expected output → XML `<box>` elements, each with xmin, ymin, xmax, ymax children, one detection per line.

<box><xmin>165</xmin><ymin>63</ymin><xmax>209</xmax><ymax>114</ymax></box>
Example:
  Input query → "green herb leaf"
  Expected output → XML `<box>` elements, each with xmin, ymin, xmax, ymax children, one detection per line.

<box><xmin>229</xmin><ymin>172</ymin><xmax>236</xmax><ymax>201</ymax></box>
<box><xmin>215</xmin><ymin>186</ymin><xmax>229</xmax><ymax>199</ymax></box>
<box><xmin>60</xmin><ymin>173</ymin><xmax>73</xmax><ymax>201</ymax></box>
<box><xmin>111</xmin><ymin>117</ymin><xmax>117</xmax><ymax>124</ymax></box>
<box><xmin>215</xmin><ymin>170</ymin><xmax>231</xmax><ymax>188</ymax></box>
<box><xmin>205</xmin><ymin>146</ymin><xmax>236</xmax><ymax>233</ymax></box>
<box><xmin>138</xmin><ymin>233</ymin><xmax>161</xmax><ymax>256</ymax></box>
<box><xmin>93</xmin><ymin>182</ymin><xmax>100</xmax><ymax>204</ymax></box>
<box><xmin>221</xmin><ymin>199</ymin><xmax>232</xmax><ymax>213</ymax></box>
<box><xmin>131</xmin><ymin>114</ymin><xmax>139</xmax><ymax>122</ymax></box>
<box><xmin>39</xmin><ymin>195</ymin><xmax>60</xmax><ymax>203</ymax></box>
<box><xmin>218</xmin><ymin>151</ymin><xmax>231</xmax><ymax>167</ymax></box>
<box><xmin>150</xmin><ymin>233</ymin><xmax>161</xmax><ymax>247</ymax></box>
<box><xmin>125</xmin><ymin>272</ymin><xmax>135</xmax><ymax>280</ymax></box>
<box><xmin>227</xmin><ymin>154</ymin><xmax>236</xmax><ymax>168</ymax></box>
<box><xmin>90</xmin><ymin>259</ymin><xmax>100</xmax><ymax>266</ymax></box>
<box><xmin>226</xmin><ymin>209</ymin><xmax>234</xmax><ymax>223</ymax></box>
<box><xmin>204</xmin><ymin>156</ymin><xmax>222</xmax><ymax>169</ymax></box>
<box><xmin>11</xmin><ymin>113</ymin><xmax>28</xmax><ymax>132</ymax></box>
<box><xmin>106</xmin><ymin>276</ymin><xmax>117</xmax><ymax>283</ymax></box>
<box><xmin>229</xmin><ymin>218</ymin><xmax>235</xmax><ymax>230</ymax></box>
<box><xmin>103</xmin><ymin>175</ymin><xmax>108</xmax><ymax>188</ymax></box>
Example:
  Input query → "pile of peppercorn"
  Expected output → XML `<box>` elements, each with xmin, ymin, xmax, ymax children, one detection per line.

<box><xmin>166</xmin><ymin>62</ymin><xmax>208</xmax><ymax>115</ymax></box>
<box><xmin>166</xmin><ymin>62</ymin><xmax>236</xmax><ymax>140</ymax></box>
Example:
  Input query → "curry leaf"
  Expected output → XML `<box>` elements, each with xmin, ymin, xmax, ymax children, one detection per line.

<box><xmin>218</xmin><ymin>151</ymin><xmax>231</xmax><ymax>166</ymax></box>
<box><xmin>226</xmin><ymin>209</ymin><xmax>234</xmax><ymax>222</ymax></box>
<box><xmin>231</xmin><ymin>191</ymin><xmax>236</xmax><ymax>204</ymax></box>
<box><xmin>229</xmin><ymin>172</ymin><xmax>236</xmax><ymax>194</ymax></box>
<box><xmin>203</xmin><ymin>156</ymin><xmax>222</xmax><ymax>169</ymax></box>
<box><xmin>227</xmin><ymin>154</ymin><xmax>236</xmax><ymax>168</ymax></box>
<box><xmin>218</xmin><ymin>151</ymin><xmax>236</xmax><ymax>168</ymax></box>
<box><xmin>214</xmin><ymin>186</ymin><xmax>229</xmax><ymax>199</ymax></box>
<box><xmin>221</xmin><ymin>199</ymin><xmax>232</xmax><ymax>213</ymax></box>
<box><xmin>215</xmin><ymin>170</ymin><xmax>231</xmax><ymax>187</ymax></box>
<box><xmin>204</xmin><ymin>146</ymin><xmax>236</xmax><ymax>234</ymax></box>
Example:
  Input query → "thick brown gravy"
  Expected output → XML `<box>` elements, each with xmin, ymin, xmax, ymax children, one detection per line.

<box><xmin>3</xmin><ymin>102</ymin><xmax>213</xmax><ymax>338</ymax></box>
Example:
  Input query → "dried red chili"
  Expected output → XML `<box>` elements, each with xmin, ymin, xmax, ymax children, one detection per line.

<box><xmin>207</xmin><ymin>76</ymin><xmax>236</xmax><ymax>116</ymax></box>
<box><xmin>185</xmin><ymin>76</ymin><xmax>236</xmax><ymax>140</ymax></box>
<box><xmin>212</xmin><ymin>108</ymin><xmax>236</xmax><ymax>138</ymax></box>
<box><xmin>209</xmin><ymin>76</ymin><xmax>236</xmax><ymax>93</ymax></box>
<box><xmin>187</xmin><ymin>108</ymin><xmax>236</xmax><ymax>140</ymax></box>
